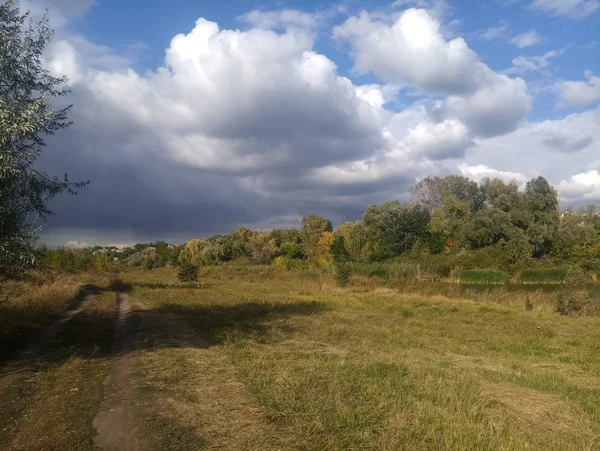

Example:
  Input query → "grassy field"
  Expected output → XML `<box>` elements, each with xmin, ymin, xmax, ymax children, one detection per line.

<box><xmin>1</xmin><ymin>266</ymin><xmax>600</xmax><ymax>450</ymax></box>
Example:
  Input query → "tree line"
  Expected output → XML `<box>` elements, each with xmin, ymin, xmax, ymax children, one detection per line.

<box><xmin>174</xmin><ymin>175</ymin><xmax>599</xmax><ymax>275</ymax></box>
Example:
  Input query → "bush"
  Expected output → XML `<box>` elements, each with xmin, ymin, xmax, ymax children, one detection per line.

<box><xmin>580</xmin><ymin>258</ymin><xmax>600</xmax><ymax>272</ymax></box>
<box><xmin>335</xmin><ymin>264</ymin><xmax>351</xmax><ymax>287</ymax></box>
<box><xmin>273</xmin><ymin>256</ymin><xmax>309</xmax><ymax>271</ymax></box>
<box><xmin>177</xmin><ymin>261</ymin><xmax>199</xmax><ymax>284</ymax></box>
<box><xmin>556</xmin><ymin>290</ymin><xmax>595</xmax><ymax>316</ymax></box>
<box><xmin>520</xmin><ymin>268</ymin><xmax>567</xmax><ymax>284</ymax></box>
<box><xmin>458</xmin><ymin>270</ymin><xmax>506</xmax><ymax>285</ymax></box>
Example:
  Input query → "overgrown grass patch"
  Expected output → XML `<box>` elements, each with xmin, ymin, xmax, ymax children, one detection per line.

<box><xmin>458</xmin><ymin>270</ymin><xmax>507</xmax><ymax>285</ymax></box>
<box><xmin>521</xmin><ymin>268</ymin><xmax>568</xmax><ymax>284</ymax></box>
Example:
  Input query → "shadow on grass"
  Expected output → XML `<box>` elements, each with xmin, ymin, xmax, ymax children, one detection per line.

<box><xmin>1</xmin><ymin>281</ymin><xmax>326</xmax><ymax>369</ymax></box>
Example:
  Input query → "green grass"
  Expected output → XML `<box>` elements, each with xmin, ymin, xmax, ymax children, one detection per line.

<box><xmin>458</xmin><ymin>270</ymin><xmax>507</xmax><ymax>285</ymax></box>
<box><xmin>521</xmin><ymin>268</ymin><xmax>568</xmax><ymax>284</ymax></box>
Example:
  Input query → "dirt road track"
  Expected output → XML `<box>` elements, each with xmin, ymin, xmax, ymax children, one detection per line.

<box><xmin>93</xmin><ymin>293</ymin><xmax>142</xmax><ymax>451</ymax></box>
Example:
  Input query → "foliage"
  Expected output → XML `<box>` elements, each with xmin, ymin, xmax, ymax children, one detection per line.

<box><xmin>313</xmin><ymin>231</ymin><xmax>334</xmax><ymax>267</ymax></box>
<box><xmin>427</xmin><ymin>196</ymin><xmax>470</xmax><ymax>252</ymax></box>
<box><xmin>334</xmin><ymin>264</ymin><xmax>351</xmax><ymax>287</ymax></box>
<box><xmin>499</xmin><ymin>229</ymin><xmax>533</xmax><ymax>273</ymax></box>
<box><xmin>520</xmin><ymin>268</ymin><xmax>567</xmax><ymax>284</ymax></box>
<box><xmin>363</xmin><ymin>201</ymin><xmax>431</xmax><ymax>260</ymax></box>
<box><xmin>335</xmin><ymin>220</ymin><xmax>368</xmax><ymax>261</ymax></box>
<box><xmin>301</xmin><ymin>215</ymin><xmax>332</xmax><ymax>262</ymax></box>
<box><xmin>330</xmin><ymin>235</ymin><xmax>349</xmax><ymax>263</ymax></box>
<box><xmin>177</xmin><ymin>260</ymin><xmax>199</xmax><ymax>283</ymax></box>
<box><xmin>412</xmin><ymin>175</ymin><xmax>484</xmax><ymax>214</ymax></box>
<box><xmin>0</xmin><ymin>1</ymin><xmax>87</xmax><ymax>277</ymax></box>
<box><xmin>273</xmin><ymin>256</ymin><xmax>309</xmax><ymax>270</ymax></box>
<box><xmin>248</xmin><ymin>232</ymin><xmax>278</xmax><ymax>264</ymax></box>
<box><xmin>280</xmin><ymin>241</ymin><xmax>304</xmax><ymax>259</ymax></box>
<box><xmin>458</xmin><ymin>270</ymin><xmax>506</xmax><ymax>285</ymax></box>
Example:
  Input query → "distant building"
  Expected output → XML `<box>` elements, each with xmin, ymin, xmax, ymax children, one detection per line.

<box><xmin>560</xmin><ymin>209</ymin><xmax>574</xmax><ymax>219</ymax></box>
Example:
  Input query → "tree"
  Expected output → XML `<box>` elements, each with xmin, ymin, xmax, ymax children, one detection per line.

<box><xmin>427</xmin><ymin>196</ymin><xmax>470</xmax><ymax>252</ymax></box>
<box><xmin>330</xmin><ymin>235</ymin><xmax>349</xmax><ymax>263</ymax></box>
<box><xmin>363</xmin><ymin>201</ymin><xmax>431</xmax><ymax>259</ymax></box>
<box><xmin>412</xmin><ymin>175</ymin><xmax>484</xmax><ymax>214</ymax></box>
<box><xmin>248</xmin><ymin>231</ymin><xmax>278</xmax><ymax>264</ymax></box>
<box><xmin>335</xmin><ymin>220</ymin><xmax>368</xmax><ymax>261</ymax></box>
<box><xmin>0</xmin><ymin>1</ymin><xmax>86</xmax><ymax>277</ymax></box>
<box><xmin>524</xmin><ymin>176</ymin><xmax>559</xmax><ymax>257</ymax></box>
<box><xmin>462</xmin><ymin>208</ymin><xmax>514</xmax><ymax>249</ymax></box>
<box><xmin>301</xmin><ymin>215</ymin><xmax>332</xmax><ymax>262</ymax></box>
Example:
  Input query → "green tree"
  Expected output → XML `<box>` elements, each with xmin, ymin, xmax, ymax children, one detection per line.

<box><xmin>462</xmin><ymin>208</ymin><xmax>514</xmax><ymax>249</ymax></box>
<box><xmin>0</xmin><ymin>1</ymin><xmax>86</xmax><ymax>277</ymax></box>
<box><xmin>335</xmin><ymin>220</ymin><xmax>368</xmax><ymax>261</ymax></box>
<box><xmin>427</xmin><ymin>196</ymin><xmax>470</xmax><ymax>252</ymax></box>
<box><xmin>363</xmin><ymin>201</ymin><xmax>431</xmax><ymax>259</ymax></box>
<box><xmin>301</xmin><ymin>215</ymin><xmax>332</xmax><ymax>262</ymax></box>
<box><xmin>412</xmin><ymin>175</ymin><xmax>484</xmax><ymax>214</ymax></box>
<box><xmin>330</xmin><ymin>235</ymin><xmax>349</xmax><ymax>262</ymax></box>
<box><xmin>524</xmin><ymin>176</ymin><xmax>559</xmax><ymax>257</ymax></box>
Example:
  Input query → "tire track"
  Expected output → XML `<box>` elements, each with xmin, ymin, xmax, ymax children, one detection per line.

<box><xmin>93</xmin><ymin>293</ymin><xmax>142</xmax><ymax>451</ymax></box>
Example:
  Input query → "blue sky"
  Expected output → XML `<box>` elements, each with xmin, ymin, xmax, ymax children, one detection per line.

<box><xmin>15</xmin><ymin>0</ymin><xmax>600</xmax><ymax>246</ymax></box>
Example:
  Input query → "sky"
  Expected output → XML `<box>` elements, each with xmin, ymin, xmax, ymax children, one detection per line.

<box><xmin>14</xmin><ymin>0</ymin><xmax>600</xmax><ymax>247</ymax></box>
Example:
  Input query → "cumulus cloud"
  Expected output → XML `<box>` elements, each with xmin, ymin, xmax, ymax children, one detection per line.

<box><xmin>334</xmin><ymin>9</ymin><xmax>530</xmax><ymax>138</ymax></box>
<box><xmin>555</xmin><ymin>71</ymin><xmax>600</xmax><ymax>108</ymax></box>
<box><xmin>557</xmin><ymin>170</ymin><xmax>600</xmax><ymax>201</ymax></box>
<box><xmin>530</xmin><ymin>0</ymin><xmax>600</xmax><ymax>19</ymax></box>
<box><xmin>510</xmin><ymin>30</ymin><xmax>542</xmax><ymax>48</ymax></box>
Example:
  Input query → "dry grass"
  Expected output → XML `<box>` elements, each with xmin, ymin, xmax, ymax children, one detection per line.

<box><xmin>0</xmin><ymin>271</ymin><xmax>113</xmax><ymax>364</ymax></box>
<box><xmin>1</xmin><ymin>266</ymin><xmax>599</xmax><ymax>450</ymax></box>
<box><xmin>0</xmin><ymin>290</ymin><xmax>117</xmax><ymax>450</ymax></box>
<box><xmin>116</xmin><ymin>267</ymin><xmax>600</xmax><ymax>450</ymax></box>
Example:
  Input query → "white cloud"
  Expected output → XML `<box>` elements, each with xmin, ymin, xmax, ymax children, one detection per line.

<box><xmin>334</xmin><ymin>9</ymin><xmax>481</xmax><ymax>95</ymax></box>
<box><xmin>334</xmin><ymin>9</ymin><xmax>530</xmax><ymax>138</ymax></box>
<box><xmin>406</xmin><ymin>119</ymin><xmax>472</xmax><ymax>160</ymax></box>
<box><xmin>239</xmin><ymin>9</ymin><xmax>324</xmax><ymax>33</ymax></box>
<box><xmin>510</xmin><ymin>30</ymin><xmax>542</xmax><ymax>48</ymax></box>
<box><xmin>478</xmin><ymin>23</ymin><xmax>509</xmax><ymax>40</ymax></box>
<box><xmin>507</xmin><ymin>49</ymin><xmax>563</xmax><ymax>75</ymax></box>
<box><xmin>555</xmin><ymin>71</ymin><xmax>600</xmax><ymax>108</ymax></box>
<box><xmin>458</xmin><ymin>163</ymin><xmax>529</xmax><ymax>183</ymax></box>
<box><xmin>530</xmin><ymin>0</ymin><xmax>600</xmax><ymax>19</ymax></box>
<box><xmin>557</xmin><ymin>170</ymin><xmax>600</xmax><ymax>201</ymax></box>
<box><xmin>65</xmin><ymin>240</ymin><xmax>90</xmax><ymax>249</ymax></box>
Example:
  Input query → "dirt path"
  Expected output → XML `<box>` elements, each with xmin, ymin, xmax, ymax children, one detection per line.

<box><xmin>93</xmin><ymin>293</ymin><xmax>142</xmax><ymax>451</ymax></box>
<box><xmin>0</xmin><ymin>290</ymin><xmax>96</xmax><ymax>392</ymax></box>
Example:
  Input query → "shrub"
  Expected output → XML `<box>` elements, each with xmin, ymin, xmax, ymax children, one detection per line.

<box><xmin>556</xmin><ymin>291</ymin><xmax>595</xmax><ymax>316</ymax></box>
<box><xmin>458</xmin><ymin>270</ymin><xmax>506</xmax><ymax>285</ymax></box>
<box><xmin>273</xmin><ymin>256</ymin><xmax>309</xmax><ymax>271</ymax></box>
<box><xmin>177</xmin><ymin>261</ymin><xmax>199</xmax><ymax>284</ymax></box>
<box><xmin>520</xmin><ymin>268</ymin><xmax>567</xmax><ymax>284</ymax></box>
<box><xmin>580</xmin><ymin>258</ymin><xmax>600</xmax><ymax>272</ymax></box>
<box><xmin>335</xmin><ymin>264</ymin><xmax>351</xmax><ymax>287</ymax></box>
